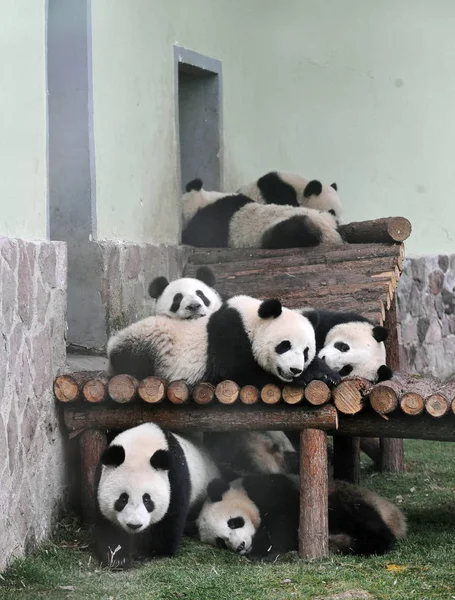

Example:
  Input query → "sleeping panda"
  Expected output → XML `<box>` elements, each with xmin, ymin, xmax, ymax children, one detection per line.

<box><xmin>108</xmin><ymin>295</ymin><xmax>340</xmax><ymax>387</ymax></box>
<box><xmin>181</xmin><ymin>179</ymin><xmax>342</xmax><ymax>249</ymax></box>
<box><xmin>303</xmin><ymin>309</ymin><xmax>393</xmax><ymax>382</ymax></box>
<box><xmin>238</xmin><ymin>171</ymin><xmax>343</xmax><ymax>223</ymax></box>
<box><xmin>94</xmin><ymin>423</ymin><xmax>219</xmax><ymax>568</ymax></box>
<box><xmin>148</xmin><ymin>266</ymin><xmax>222</xmax><ymax>320</ymax></box>
<box><xmin>203</xmin><ymin>431</ymin><xmax>298</xmax><ymax>477</ymax></box>
<box><xmin>196</xmin><ymin>475</ymin><xmax>407</xmax><ymax>560</ymax></box>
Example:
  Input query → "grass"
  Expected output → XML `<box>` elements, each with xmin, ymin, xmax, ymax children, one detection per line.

<box><xmin>1</xmin><ymin>440</ymin><xmax>455</xmax><ymax>600</ymax></box>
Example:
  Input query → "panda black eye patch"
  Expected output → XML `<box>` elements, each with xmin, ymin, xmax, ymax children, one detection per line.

<box><xmin>170</xmin><ymin>293</ymin><xmax>183</xmax><ymax>313</ymax></box>
<box><xmin>275</xmin><ymin>340</ymin><xmax>291</xmax><ymax>354</ymax></box>
<box><xmin>196</xmin><ymin>289</ymin><xmax>210</xmax><ymax>307</ymax></box>
<box><xmin>228</xmin><ymin>517</ymin><xmax>245</xmax><ymax>529</ymax></box>
<box><xmin>339</xmin><ymin>364</ymin><xmax>353</xmax><ymax>377</ymax></box>
<box><xmin>114</xmin><ymin>492</ymin><xmax>129</xmax><ymax>512</ymax></box>
<box><xmin>334</xmin><ymin>341</ymin><xmax>350</xmax><ymax>353</ymax></box>
<box><xmin>329</xmin><ymin>209</ymin><xmax>336</xmax><ymax>216</ymax></box>
<box><xmin>216</xmin><ymin>537</ymin><xmax>227</xmax><ymax>549</ymax></box>
<box><xmin>303</xmin><ymin>346</ymin><xmax>309</xmax><ymax>361</ymax></box>
<box><xmin>142</xmin><ymin>493</ymin><xmax>155</xmax><ymax>513</ymax></box>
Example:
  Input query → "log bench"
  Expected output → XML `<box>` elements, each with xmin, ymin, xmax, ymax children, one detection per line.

<box><xmin>55</xmin><ymin>370</ymin><xmax>455</xmax><ymax>560</ymax></box>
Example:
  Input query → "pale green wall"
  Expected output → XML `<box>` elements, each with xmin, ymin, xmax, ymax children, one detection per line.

<box><xmin>91</xmin><ymin>0</ymin><xmax>455</xmax><ymax>255</ymax></box>
<box><xmin>0</xmin><ymin>0</ymin><xmax>48</xmax><ymax>240</ymax></box>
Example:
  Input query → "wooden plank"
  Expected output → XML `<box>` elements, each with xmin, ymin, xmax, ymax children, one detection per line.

<box><xmin>299</xmin><ymin>429</ymin><xmax>329</xmax><ymax>559</ymax></box>
<box><xmin>63</xmin><ymin>404</ymin><xmax>338</xmax><ymax>433</ymax></box>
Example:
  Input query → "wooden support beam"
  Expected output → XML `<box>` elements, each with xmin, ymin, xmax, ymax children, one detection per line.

<box><xmin>80</xmin><ymin>429</ymin><xmax>107</xmax><ymax>523</ymax></box>
<box><xmin>64</xmin><ymin>404</ymin><xmax>338</xmax><ymax>433</ymax></box>
<box><xmin>299</xmin><ymin>429</ymin><xmax>329</xmax><ymax>560</ymax></box>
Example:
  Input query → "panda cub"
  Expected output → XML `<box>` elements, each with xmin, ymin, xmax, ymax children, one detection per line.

<box><xmin>304</xmin><ymin>309</ymin><xmax>393</xmax><ymax>382</ymax></box>
<box><xmin>196</xmin><ymin>475</ymin><xmax>406</xmax><ymax>560</ymax></box>
<box><xmin>94</xmin><ymin>423</ymin><xmax>219</xmax><ymax>568</ymax></box>
<box><xmin>148</xmin><ymin>266</ymin><xmax>222</xmax><ymax>320</ymax></box>
<box><xmin>238</xmin><ymin>171</ymin><xmax>343</xmax><ymax>223</ymax></box>
<box><xmin>181</xmin><ymin>179</ymin><xmax>342</xmax><ymax>250</ymax></box>
<box><xmin>108</xmin><ymin>295</ymin><xmax>340</xmax><ymax>387</ymax></box>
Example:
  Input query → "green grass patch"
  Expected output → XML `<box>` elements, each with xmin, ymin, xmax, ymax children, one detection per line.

<box><xmin>1</xmin><ymin>440</ymin><xmax>455</xmax><ymax>600</ymax></box>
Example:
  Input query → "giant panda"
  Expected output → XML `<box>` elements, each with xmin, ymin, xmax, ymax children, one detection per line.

<box><xmin>196</xmin><ymin>475</ymin><xmax>407</xmax><ymax>560</ymax></box>
<box><xmin>94</xmin><ymin>423</ymin><xmax>219</xmax><ymax>568</ymax></box>
<box><xmin>107</xmin><ymin>295</ymin><xmax>341</xmax><ymax>387</ymax></box>
<box><xmin>303</xmin><ymin>309</ymin><xmax>393</xmax><ymax>383</ymax></box>
<box><xmin>148</xmin><ymin>266</ymin><xmax>222</xmax><ymax>320</ymax></box>
<box><xmin>181</xmin><ymin>179</ymin><xmax>343</xmax><ymax>250</ymax></box>
<box><xmin>203</xmin><ymin>431</ymin><xmax>299</xmax><ymax>477</ymax></box>
<box><xmin>238</xmin><ymin>171</ymin><xmax>343</xmax><ymax>223</ymax></box>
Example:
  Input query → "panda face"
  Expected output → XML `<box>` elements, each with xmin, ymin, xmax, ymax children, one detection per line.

<box><xmin>152</xmin><ymin>277</ymin><xmax>222</xmax><ymax>321</ymax></box>
<box><xmin>253</xmin><ymin>300</ymin><xmax>316</xmax><ymax>383</ymax></box>
<box><xmin>197</xmin><ymin>481</ymin><xmax>260</xmax><ymax>555</ymax></box>
<box><xmin>318</xmin><ymin>322</ymin><xmax>387</xmax><ymax>382</ymax></box>
<box><xmin>97</xmin><ymin>432</ymin><xmax>172</xmax><ymax>534</ymax></box>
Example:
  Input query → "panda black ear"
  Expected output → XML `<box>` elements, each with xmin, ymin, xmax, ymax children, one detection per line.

<box><xmin>377</xmin><ymin>365</ymin><xmax>393</xmax><ymax>382</ymax></box>
<box><xmin>101</xmin><ymin>445</ymin><xmax>125</xmax><ymax>467</ymax></box>
<box><xmin>303</xmin><ymin>180</ymin><xmax>323</xmax><ymax>198</ymax></box>
<box><xmin>258</xmin><ymin>299</ymin><xmax>282</xmax><ymax>319</ymax></box>
<box><xmin>330</xmin><ymin>182</ymin><xmax>338</xmax><ymax>191</ymax></box>
<box><xmin>304</xmin><ymin>309</ymin><xmax>319</xmax><ymax>330</ymax></box>
<box><xmin>150</xmin><ymin>449</ymin><xmax>171</xmax><ymax>471</ymax></box>
<box><xmin>185</xmin><ymin>178</ymin><xmax>203</xmax><ymax>192</ymax></box>
<box><xmin>372</xmin><ymin>326</ymin><xmax>388</xmax><ymax>343</ymax></box>
<box><xmin>148</xmin><ymin>276</ymin><xmax>169</xmax><ymax>299</ymax></box>
<box><xmin>196</xmin><ymin>266</ymin><xmax>216</xmax><ymax>288</ymax></box>
<box><xmin>207</xmin><ymin>478</ymin><xmax>230</xmax><ymax>502</ymax></box>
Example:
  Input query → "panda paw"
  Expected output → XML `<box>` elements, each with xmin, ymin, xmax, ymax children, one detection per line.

<box><xmin>299</xmin><ymin>357</ymin><xmax>341</xmax><ymax>387</ymax></box>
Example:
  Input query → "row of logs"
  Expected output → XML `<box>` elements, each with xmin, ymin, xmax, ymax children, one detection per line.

<box><xmin>54</xmin><ymin>371</ymin><xmax>455</xmax><ymax>417</ymax></box>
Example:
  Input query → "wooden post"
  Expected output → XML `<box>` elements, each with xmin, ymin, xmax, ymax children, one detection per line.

<box><xmin>380</xmin><ymin>297</ymin><xmax>405</xmax><ymax>473</ymax></box>
<box><xmin>80</xmin><ymin>429</ymin><xmax>107</xmax><ymax>523</ymax></box>
<box><xmin>299</xmin><ymin>429</ymin><xmax>329</xmax><ymax>560</ymax></box>
<box><xmin>332</xmin><ymin>436</ymin><xmax>360</xmax><ymax>484</ymax></box>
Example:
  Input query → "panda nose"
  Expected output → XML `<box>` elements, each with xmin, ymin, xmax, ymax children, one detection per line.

<box><xmin>290</xmin><ymin>367</ymin><xmax>302</xmax><ymax>375</ymax></box>
<box><xmin>127</xmin><ymin>523</ymin><xmax>142</xmax><ymax>531</ymax></box>
<box><xmin>187</xmin><ymin>303</ymin><xmax>200</xmax><ymax>312</ymax></box>
<box><xmin>236</xmin><ymin>541</ymin><xmax>246</xmax><ymax>552</ymax></box>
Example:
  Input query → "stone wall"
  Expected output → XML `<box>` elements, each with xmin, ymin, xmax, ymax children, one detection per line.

<box><xmin>0</xmin><ymin>238</ymin><xmax>67</xmax><ymax>572</ymax></box>
<box><xmin>397</xmin><ymin>255</ymin><xmax>455</xmax><ymax>380</ymax></box>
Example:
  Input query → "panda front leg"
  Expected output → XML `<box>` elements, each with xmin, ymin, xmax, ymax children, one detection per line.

<box><xmin>145</xmin><ymin>509</ymin><xmax>189</xmax><ymax>558</ymax></box>
<box><xmin>93</xmin><ymin>516</ymin><xmax>134</xmax><ymax>569</ymax></box>
<box><xmin>299</xmin><ymin>356</ymin><xmax>341</xmax><ymax>387</ymax></box>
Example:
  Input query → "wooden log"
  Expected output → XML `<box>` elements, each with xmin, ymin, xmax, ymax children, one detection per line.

<box><xmin>299</xmin><ymin>428</ymin><xmax>329</xmax><ymax>559</ymax></box>
<box><xmin>425</xmin><ymin>394</ymin><xmax>450</xmax><ymax>418</ymax></box>
<box><xmin>282</xmin><ymin>385</ymin><xmax>305</xmax><ymax>405</ymax></box>
<box><xmin>260</xmin><ymin>383</ymin><xmax>282</xmax><ymax>405</ymax></box>
<box><xmin>64</xmin><ymin>404</ymin><xmax>339</xmax><ymax>433</ymax></box>
<box><xmin>54</xmin><ymin>371</ymin><xmax>106</xmax><ymax>403</ymax></box>
<box><xmin>338</xmin><ymin>217</ymin><xmax>411</xmax><ymax>244</ymax></box>
<box><xmin>192</xmin><ymin>382</ymin><xmax>216</xmax><ymax>405</ymax></box>
<box><xmin>380</xmin><ymin>438</ymin><xmax>405</xmax><ymax>473</ymax></box>
<box><xmin>239</xmin><ymin>385</ymin><xmax>260</xmax><ymax>405</ymax></box>
<box><xmin>333</xmin><ymin>436</ymin><xmax>360</xmax><ymax>484</ymax></box>
<box><xmin>334</xmin><ymin>413</ymin><xmax>455</xmax><ymax>442</ymax></box>
<box><xmin>400</xmin><ymin>392</ymin><xmax>425</xmax><ymax>416</ymax></box>
<box><xmin>359</xmin><ymin>438</ymin><xmax>381</xmax><ymax>466</ymax></box>
<box><xmin>82</xmin><ymin>376</ymin><xmax>108</xmax><ymax>403</ymax></box>
<box><xmin>305</xmin><ymin>380</ymin><xmax>331</xmax><ymax>406</ymax></box>
<box><xmin>186</xmin><ymin>242</ymin><xmax>403</xmax><ymax>267</ymax></box>
<box><xmin>369</xmin><ymin>383</ymin><xmax>399</xmax><ymax>415</ymax></box>
<box><xmin>80</xmin><ymin>429</ymin><xmax>107</xmax><ymax>523</ymax></box>
<box><xmin>138</xmin><ymin>376</ymin><xmax>166</xmax><ymax>404</ymax></box>
<box><xmin>215</xmin><ymin>380</ymin><xmax>240</xmax><ymax>404</ymax></box>
<box><xmin>107</xmin><ymin>374</ymin><xmax>138</xmax><ymax>403</ymax></box>
<box><xmin>332</xmin><ymin>378</ymin><xmax>372</xmax><ymax>415</ymax></box>
<box><xmin>167</xmin><ymin>380</ymin><xmax>191</xmax><ymax>404</ymax></box>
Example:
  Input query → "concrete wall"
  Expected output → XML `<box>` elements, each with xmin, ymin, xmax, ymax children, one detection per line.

<box><xmin>0</xmin><ymin>239</ymin><xmax>67</xmax><ymax>572</ymax></box>
<box><xmin>0</xmin><ymin>0</ymin><xmax>48</xmax><ymax>239</ymax></box>
<box><xmin>90</xmin><ymin>0</ymin><xmax>455</xmax><ymax>256</ymax></box>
